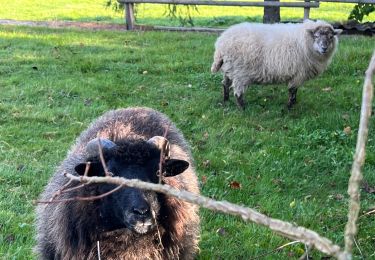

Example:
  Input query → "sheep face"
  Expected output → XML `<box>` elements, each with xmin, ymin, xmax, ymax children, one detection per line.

<box><xmin>74</xmin><ymin>139</ymin><xmax>189</xmax><ymax>235</ymax></box>
<box><xmin>308</xmin><ymin>26</ymin><xmax>342</xmax><ymax>55</ymax></box>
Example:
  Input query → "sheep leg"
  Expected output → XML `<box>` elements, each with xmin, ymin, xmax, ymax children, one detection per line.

<box><xmin>235</xmin><ymin>94</ymin><xmax>245</xmax><ymax>110</ymax></box>
<box><xmin>233</xmin><ymin>80</ymin><xmax>247</xmax><ymax>110</ymax></box>
<box><xmin>222</xmin><ymin>76</ymin><xmax>231</xmax><ymax>102</ymax></box>
<box><xmin>287</xmin><ymin>86</ymin><xmax>298</xmax><ymax>110</ymax></box>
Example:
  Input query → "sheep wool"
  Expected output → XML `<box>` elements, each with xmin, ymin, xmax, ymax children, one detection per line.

<box><xmin>211</xmin><ymin>20</ymin><xmax>342</xmax><ymax>109</ymax></box>
<box><xmin>35</xmin><ymin>107</ymin><xmax>200</xmax><ymax>260</ymax></box>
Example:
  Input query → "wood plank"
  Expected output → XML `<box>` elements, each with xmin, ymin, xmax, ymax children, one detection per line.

<box><xmin>294</xmin><ymin>0</ymin><xmax>374</xmax><ymax>3</ymax></box>
<box><xmin>304</xmin><ymin>0</ymin><xmax>311</xmax><ymax>20</ymax></box>
<box><xmin>118</xmin><ymin>0</ymin><xmax>320</xmax><ymax>7</ymax></box>
<box><xmin>319</xmin><ymin>0</ymin><xmax>374</xmax><ymax>3</ymax></box>
<box><xmin>125</xmin><ymin>3</ymin><xmax>135</xmax><ymax>30</ymax></box>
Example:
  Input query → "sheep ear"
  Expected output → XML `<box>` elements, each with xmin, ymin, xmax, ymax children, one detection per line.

<box><xmin>163</xmin><ymin>159</ymin><xmax>189</xmax><ymax>177</ymax></box>
<box><xmin>306</xmin><ymin>29</ymin><xmax>315</xmax><ymax>37</ymax></box>
<box><xmin>334</xmin><ymin>29</ymin><xmax>343</xmax><ymax>36</ymax></box>
<box><xmin>75</xmin><ymin>162</ymin><xmax>105</xmax><ymax>177</ymax></box>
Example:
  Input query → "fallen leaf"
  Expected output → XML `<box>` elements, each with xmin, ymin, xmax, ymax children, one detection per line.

<box><xmin>229</xmin><ymin>181</ymin><xmax>241</xmax><ymax>189</ymax></box>
<box><xmin>289</xmin><ymin>199</ymin><xmax>296</xmax><ymax>208</ymax></box>
<box><xmin>271</xmin><ymin>178</ymin><xmax>282</xmax><ymax>185</ymax></box>
<box><xmin>201</xmin><ymin>176</ymin><xmax>207</xmax><ymax>184</ymax></box>
<box><xmin>84</xmin><ymin>98</ymin><xmax>92</xmax><ymax>106</ymax></box>
<box><xmin>216</xmin><ymin>227</ymin><xmax>227</xmax><ymax>236</ymax></box>
<box><xmin>362</xmin><ymin>181</ymin><xmax>375</xmax><ymax>194</ymax></box>
<box><xmin>202</xmin><ymin>160</ymin><xmax>210</xmax><ymax>168</ymax></box>
<box><xmin>142</xmin><ymin>70</ymin><xmax>148</xmax><ymax>74</ymax></box>
<box><xmin>343</xmin><ymin>126</ymin><xmax>352</xmax><ymax>135</ymax></box>
<box><xmin>342</xmin><ymin>114</ymin><xmax>350</xmax><ymax>120</ymax></box>
<box><xmin>203</xmin><ymin>132</ymin><xmax>209</xmax><ymax>139</ymax></box>
<box><xmin>296</xmin><ymin>247</ymin><xmax>305</xmax><ymax>255</ymax></box>
<box><xmin>322</xmin><ymin>87</ymin><xmax>332</xmax><ymax>92</ymax></box>
<box><xmin>5</xmin><ymin>234</ymin><xmax>15</xmax><ymax>243</ymax></box>
<box><xmin>160</xmin><ymin>100</ymin><xmax>168</xmax><ymax>107</ymax></box>
<box><xmin>334</xmin><ymin>194</ymin><xmax>344</xmax><ymax>200</ymax></box>
<box><xmin>16</xmin><ymin>164</ymin><xmax>26</xmax><ymax>172</ymax></box>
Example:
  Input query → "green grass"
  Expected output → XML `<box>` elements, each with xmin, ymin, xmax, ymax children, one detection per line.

<box><xmin>0</xmin><ymin>0</ymin><xmax>374</xmax><ymax>27</ymax></box>
<box><xmin>0</xmin><ymin>24</ymin><xmax>374</xmax><ymax>259</ymax></box>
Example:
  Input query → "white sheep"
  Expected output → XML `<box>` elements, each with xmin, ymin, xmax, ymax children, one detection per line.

<box><xmin>211</xmin><ymin>20</ymin><xmax>342</xmax><ymax>110</ymax></box>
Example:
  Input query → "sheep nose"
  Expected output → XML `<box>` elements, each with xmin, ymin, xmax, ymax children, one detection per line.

<box><xmin>321</xmin><ymin>47</ymin><xmax>328</xmax><ymax>52</ymax></box>
<box><xmin>133</xmin><ymin>206</ymin><xmax>150</xmax><ymax>216</ymax></box>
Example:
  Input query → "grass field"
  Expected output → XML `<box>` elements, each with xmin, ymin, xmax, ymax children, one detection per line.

<box><xmin>0</xmin><ymin>1</ymin><xmax>375</xmax><ymax>259</ymax></box>
<box><xmin>0</xmin><ymin>0</ymin><xmax>374</xmax><ymax>27</ymax></box>
<box><xmin>0</xmin><ymin>25</ymin><xmax>374</xmax><ymax>259</ymax></box>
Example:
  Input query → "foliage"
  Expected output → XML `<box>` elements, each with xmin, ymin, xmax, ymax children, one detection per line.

<box><xmin>164</xmin><ymin>4</ymin><xmax>199</xmax><ymax>26</ymax></box>
<box><xmin>106</xmin><ymin>0</ymin><xmax>124</xmax><ymax>12</ymax></box>
<box><xmin>106</xmin><ymin>0</ymin><xmax>142</xmax><ymax>22</ymax></box>
<box><xmin>105</xmin><ymin>0</ymin><xmax>199</xmax><ymax>26</ymax></box>
<box><xmin>0</xmin><ymin>25</ymin><xmax>374</xmax><ymax>259</ymax></box>
<box><xmin>349</xmin><ymin>4</ymin><xmax>375</xmax><ymax>22</ymax></box>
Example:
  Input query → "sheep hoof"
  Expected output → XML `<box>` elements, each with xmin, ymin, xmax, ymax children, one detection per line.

<box><xmin>287</xmin><ymin>103</ymin><xmax>295</xmax><ymax>110</ymax></box>
<box><xmin>223</xmin><ymin>92</ymin><xmax>229</xmax><ymax>102</ymax></box>
<box><xmin>287</xmin><ymin>99</ymin><xmax>297</xmax><ymax>110</ymax></box>
<box><xmin>235</xmin><ymin>95</ymin><xmax>245</xmax><ymax>110</ymax></box>
<box><xmin>223</xmin><ymin>87</ymin><xmax>230</xmax><ymax>102</ymax></box>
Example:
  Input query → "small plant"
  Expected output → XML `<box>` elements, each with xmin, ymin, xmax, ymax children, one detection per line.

<box><xmin>348</xmin><ymin>4</ymin><xmax>375</xmax><ymax>22</ymax></box>
<box><xmin>165</xmin><ymin>4</ymin><xmax>199</xmax><ymax>26</ymax></box>
<box><xmin>105</xmin><ymin>0</ymin><xmax>199</xmax><ymax>26</ymax></box>
<box><xmin>105</xmin><ymin>0</ymin><xmax>124</xmax><ymax>12</ymax></box>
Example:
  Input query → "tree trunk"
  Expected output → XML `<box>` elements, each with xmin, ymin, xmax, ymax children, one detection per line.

<box><xmin>263</xmin><ymin>0</ymin><xmax>280</xmax><ymax>24</ymax></box>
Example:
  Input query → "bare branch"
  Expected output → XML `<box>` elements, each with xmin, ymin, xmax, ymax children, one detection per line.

<box><xmin>84</xmin><ymin>161</ymin><xmax>91</xmax><ymax>177</ymax></box>
<box><xmin>152</xmin><ymin>209</ymin><xmax>164</xmax><ymax>250</ymax></box>
<box><xmin>353</xmin><ymin>238</ymin><xmax>363</xmax><ymax>259</ymax></box>
<box><xmin>97</xmin><ymin>138</ymin><xmax>111</xmax><ymax>177</ymax></box>
<box><xmin>299</xmin><ymin>244</ymin><xmax>312</xmax><ymax>260</ymax></box>
<box><xmin>344</xmin><ymin>51</ymin><xmax>375</xmax><ymax>257</ymax></box>
<box><xmin>97</xmin><ymin>241</ymin><xmax>101</xmax><ymax>260</ymax></box>
<box><xmin>249</xmin><ymin>241</ymin><xmax>301</xmax><ymax>260</ymax></box>
<box><xmin>62</xmin><ymin>173</ymin><xmax>345</xmax><ymax>258</ymax></box>
<box><xmin>59</xmin><ymin>183</ymin><xmax>87</xmax><ymax>194</ymax></box>
<box><xmin>47</xmin><ymin>179</ymin><xmax>73</xmax><ymax>203</ymax></box>
<box><xmin>158</xmin><ymin>124</ymin><xmax>171</xmax><ymax>184</ymax></box>
<box><xmin>36</xmin><ymin>184</ymin><xmax>123</xmax><ymax>204</ymax></box>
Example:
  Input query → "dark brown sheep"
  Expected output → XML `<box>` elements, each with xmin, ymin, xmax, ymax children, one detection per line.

<box><xmin>35</xmin><ymin>107</ymin><xmax>200</xmax><ymax>260</ymax></box>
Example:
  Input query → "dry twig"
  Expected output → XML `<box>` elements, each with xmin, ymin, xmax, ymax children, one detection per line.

<box><xmin>344</xmin><ymin>51</ymin><xmax>375</xmax><ymax>258</ymax></box>
<box><xmin>37</xmin><ymin>184</ymin><xmax>123</xmax><ymax>204</ymax></box>
<box><xmin>249</xmin><ymin>241</ymin><xmax>301</xmax><ymax>260</ymax></box>
<box><xmin>61</xmin><ymin>172</ymin><xmax>346</xmax><ymax>258</ymax></box>
<box><xmin>97</xmin><ymin>241</ymin><xmax>101</xmax><ymax>260</ymax></box>
<box><xmin>97</xmin><ymin>138</ymin><xmax>111</xmax><ymax>177</ymax></box>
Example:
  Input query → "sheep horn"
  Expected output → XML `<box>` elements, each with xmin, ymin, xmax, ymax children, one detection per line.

<box><xmin>147</xmin><ymin>136</ymin><xmax>170</xmax><ymax>159</ymax></box>
<box><xmin>86</xmin><ymin>138</ymin><xmax>116</xmax><ymax>158</ymax></box>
